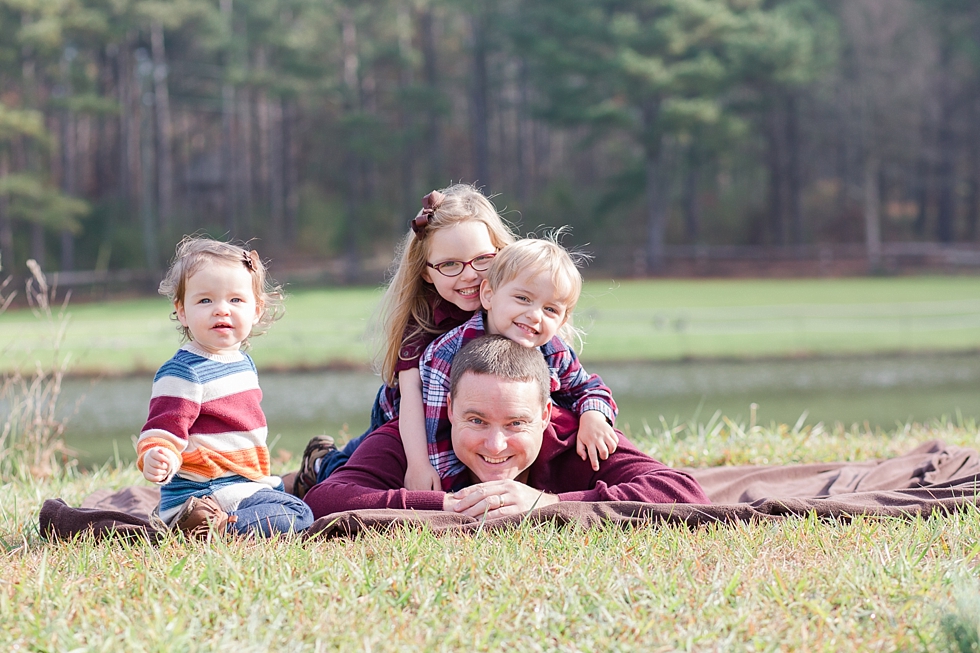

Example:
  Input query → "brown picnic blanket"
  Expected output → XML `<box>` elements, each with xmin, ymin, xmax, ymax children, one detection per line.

<box><xmin>38</xmin><ymin>440</ymin><xmax>980</xmax><ymax>542</ymax></box>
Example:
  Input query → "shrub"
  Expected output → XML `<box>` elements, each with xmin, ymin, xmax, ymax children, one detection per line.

<box><xmin>0</xmin><ymin>260</ymin><xmax>74</xmax><ymax>480</ymax></box>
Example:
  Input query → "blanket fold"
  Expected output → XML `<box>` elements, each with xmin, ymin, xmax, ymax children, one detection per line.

<box><xmin>38</xmin><ymin>440</ymin><xmax>980</xmax><ymax>541</ymax></box>
<box><xmin>40</xmin><ymin>495</ymin><xmax>159</xmax><ymax>542</ymax></box>
<box><xmin>684</xmin><ymin>439</ymin><xmax>980</xmax><ymax>503</ymax></box>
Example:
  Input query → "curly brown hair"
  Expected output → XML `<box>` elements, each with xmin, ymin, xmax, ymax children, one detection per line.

<box><xmin>158</xmin><ymin>236</ymin><xmax>284</xmax><ymax>350</ymax></box>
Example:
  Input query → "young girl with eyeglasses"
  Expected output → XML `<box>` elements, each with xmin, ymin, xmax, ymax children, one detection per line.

<box><xmin>293</xmin><ymin>184</ymin><xmax>517</xmax><ymax>496</ymax></box>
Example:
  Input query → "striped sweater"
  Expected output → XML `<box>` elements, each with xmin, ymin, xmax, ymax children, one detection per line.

<box><xmin>136</xmin><ymin>343</ymin><xmax>275</xmax><ymax>488</ymax></box>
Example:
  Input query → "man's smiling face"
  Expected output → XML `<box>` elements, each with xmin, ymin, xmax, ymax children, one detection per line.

<box><xmin>448</xmin><ymin>371</ymin><xmax>552</xmax><ymax>484</ymax></box>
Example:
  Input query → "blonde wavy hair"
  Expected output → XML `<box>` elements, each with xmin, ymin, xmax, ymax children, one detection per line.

<box><xmin>483</xmin><ymin>230</ymin><xmax>589</xmax><ymax>349</ymax></box>
<box><xmin>379</xmin><ymin>184</ymin><xmax>516</xmax><ymax>386</ymax></box>
<box><xmin>158</xmin><ymin>236</ymin><xmax>284</xmax><ymax>350</ymax></box>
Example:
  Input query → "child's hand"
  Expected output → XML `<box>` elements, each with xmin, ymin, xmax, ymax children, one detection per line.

<box><xmin>142</xmin><ymin>447</ymin><xmax>178</xmax><ymax>483</ymax></box>
<box><xmin>404</xmin><ymin>459</ymin><xmax>442</xmax><ymax>491</ymax></box>
<box><xmin>576</xmin><ymin>410</ymin><xmax>619</xmax><ymax>472</ymax></box>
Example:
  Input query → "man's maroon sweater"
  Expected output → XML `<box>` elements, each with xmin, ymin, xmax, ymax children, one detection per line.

<box><xmin>303</xmin><ymin>406</ymin><xmax>709</xmax><ymax>518</ymax></box>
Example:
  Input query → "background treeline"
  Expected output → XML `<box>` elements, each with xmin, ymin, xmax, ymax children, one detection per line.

<box><xmin>0</xmin><ymin>0</ymin><xmax>978</xmax><ymax>281</ymax></box>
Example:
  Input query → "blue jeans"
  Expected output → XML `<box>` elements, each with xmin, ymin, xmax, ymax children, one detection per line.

<box><xmin>229</xmin><ymin>488</ymin><xmax>314</xmax><ymax>536</ymax></box>
<box><xmin>316</xmin><ymin>386</ymin><xmax>389</xmax><ymax>483</ymax></box>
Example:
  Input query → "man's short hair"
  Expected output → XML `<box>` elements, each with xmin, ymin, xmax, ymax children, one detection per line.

<box><xmin>448</xmin><ymin>335</ymin><xmax>551</xmax><ymax>407</ymax></box>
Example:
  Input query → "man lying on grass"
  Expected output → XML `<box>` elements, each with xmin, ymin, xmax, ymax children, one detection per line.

<box><xmin>302</xmin><ymin>335</ymin><xmax>709</xmax><ymax>518</ymax></box>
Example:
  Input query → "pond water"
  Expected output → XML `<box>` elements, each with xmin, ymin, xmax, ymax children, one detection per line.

<box><xmin>51</xmin><ymin>354</ymin><xmax>980</xmax><ymax>468</ymax></box>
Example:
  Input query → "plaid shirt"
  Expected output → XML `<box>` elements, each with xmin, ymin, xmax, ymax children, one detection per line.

<box><xmin>420</xmin><ymin>312</ymin><xmax>618</xmax><ymax>482</ymax></box>
<box><xmin>377</xmin><ymin>297</ymin><xmax>473</xmax><ymax>422</ymax></box>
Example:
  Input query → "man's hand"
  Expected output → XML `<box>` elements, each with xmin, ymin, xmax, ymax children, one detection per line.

<box><xmin>445</xmin><ymin>480</ymin><xmax>559</xmax><ymax>518</ymax></box>
<box><xmin>576</xmin><ymin>410</ymin><xmax>619</xmax><ymax>471</ymax></box>
<box><xmin>142</xmin><ymin>447</ymin><xmax>178</xmax><ymax>483</ymax></box>
<box><xmin>404</xmin><ymin>459</ymin><xmax>442</xmax><ymax>491</ymax></box>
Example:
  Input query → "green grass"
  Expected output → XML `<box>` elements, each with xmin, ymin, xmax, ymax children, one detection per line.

<box><xmin>7</xmin><ymin>276</ymin><xmax>980</xmax><ymax>649</ymax></box>
<box><xmin>578</xmin><ymin>276</ymin><xmax>980</xmax><ymax>362</ymax></box>
<box><xmin>3</xmin><ymin>419</ymin><xmax>980</xmax><ymax>650</ymax></box>
<box><xmin>4</xmin><ymin>276</ymin><xmax>980</xmax><ymax>375</ymax></box>
<box><xmin>0</xmin><ymin>287</ymin><xmax>382</xmax><ymax>375</ymax></box>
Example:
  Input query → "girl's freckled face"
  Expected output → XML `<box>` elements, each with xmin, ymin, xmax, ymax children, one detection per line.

<box><xmin>422</xmin><ymin>222</ymin><xmax>496</xmax><ymax>312</ymax></box>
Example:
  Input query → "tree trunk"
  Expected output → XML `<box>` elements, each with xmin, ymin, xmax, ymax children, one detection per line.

<box><xmin>913</xmin><ymin>107</ymin><xmax>932</xmax><ymax>237</ymax></box>
<box><xmin>398</xmin><ymin>5</ymin><xmax>415</xmax><ymax>238</ymax></box>
<box><xmin>221</xmin><ymin>0</ymin><xmax>237</xmax><ymax>237</ymax></box>
<box><xmin>967</xmin><ymin>93</ymin><xmax>980</xmax><ymax>240</ymax></box>
<box><xmin>785</xmin><ymin>93</ymin><xmax>803</xmax><ymax>245</ymax></box>
<box><xmin>864</xmin><ymin>153</ymin><xmax>882</xmax><ymax>271</ymax></box>
<box><xmin>256</xmin><ymin>46</ymin><xmax>271</xmax><ymax>219</ymax></box>
<box><xmin>60</xmin><ymin>230</ymin><xmax>75</xmax><ymax>272</ymax></box>
<box><xmin>932</xmin><ymin>38</ymin><xmax>957</xmax><ymax>243</ymax></box>
<box><xmin>642</xmin><ymin>99</ymin><xmax>666</xmax><ymax>272</ymax></box>
<box><xmin>17</xmin><ymin>134</ymin><xmax>45</xmax><ymax>267</ymax></box>
<box><xmin>495</xmin><ymin>63</ymin><xmax>509</xmax><ymax>195</ymax></box>
<box><xmin>77</xmin><ymin>115</ymin><xmax>93</xmax><ymax>197</ymax></box>
<box><xmin>137</xmin><ymin>48</ymin><xmax>159</xmax><ymax>272</ymax></box>
<box><xmin>361</xmin><ymin>71</ymin><xmax>379</xmax><ymax>200</ymax></box>
<box><xmin>19</xmin><ymin>19</ymin><xmax>45</xmax><ymax>266</ymax></box>
<box><xmin>239</xmin><ymin>87</ymin><xmax>253</xmax><ymax>231</ymax></box>
<box><xmin>95</xmin><ymin>48</ymin><xmax>114</xmax><ymax>198</ymax></box>
<box><xmin>60</xmin><ymin>64</ymin><xmax>77</xmax><ymax>271</ymax></box>
<box><xmin>151</xmin><ymin>21</ymin><xmax>174</xmax><ymax>229</ymax></box>
<box><xmin>534</xmin><ymin>119</ymin><xmax>550</xmax><ymax>185</ymax></box>
<box><xmin>969</xmin><ymin>19</ymin><xmax>980</xmax><ymax>240</ymax></box>
<box><xmin>832</xmin><ymin>81</ymin><xmax>849</xmax><ymax>224</ymax></box>
<box><xmin>177</xmin><ymin>110</ymin><xmax>193</xmax><ymax>227</ymax></box>
<box><xmin>283</xmin><ymin>98</ymin><xmax>299</xmax><ymax>246</ymax></box>
<box><xmin>935</xmin><ymin>71</ymin><xmax>957</xmax><ymax>243</ymax></box>
<box><xmin>341</xmin><ymin>8</ymin><xmax>361</xmax><ymax>282</ymax></box>
<box><xmin>683</xmin><ymin>146</ymin><xmax>700</xmax><ymax>243</ymax></box>
<box><xmin>766</xmin><ymin>103</ymin><xmax>785</xmax><ymax>245</ymax></box>
<box><xmin>269</xmin><ymin>98</ymin><xmax>284</xmax><ymax>245</ymax></box>
<box><xmin>469</xmin><ymin>10</ymin><xmax>490</xmax><ymax>190</ymax></box>
<box><xmin>420</xmin><ymin>7</ymin><xmax>443</xmax><ymax>188</ymax></box>
<box><xmin>221</xmin><ymin>82</ymin><xmax>237</xmax><ymax>237</ymax></box>
<box><xmin>645</xmin><ymin>146</ymin><xmax>668</xmax><ymax>273</ymax></box>
<box><xmin>516</xmin><ymin>59</ymin><xmax>530</xmax><ymax>203</ymax></box>
<box><xmin>0</xmin><ymin>152</ymin><xmax>12</xmax><ymax>273</ymax></box>
<box><xmin>122</xmin><ymin>35</ymin><xmax>141</xmax><ymax>218</ymax></box>
<box><xmin>30</xmin><ymin>225</ymin><xmax>45</xmax><ymax>268</ymax></box>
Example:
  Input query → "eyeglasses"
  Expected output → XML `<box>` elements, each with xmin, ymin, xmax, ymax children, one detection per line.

<box><xmin>426</xmin><ymin>253</ymin><xmax>497</xmax><ymax>277</ymax></box>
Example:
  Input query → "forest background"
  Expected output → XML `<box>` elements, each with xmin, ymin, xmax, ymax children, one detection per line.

<box><xmin>5</xmin><ymin>5</ymin><xmax>980</xmax><ymax>648</ymax></box>
<box><xmin>1</xmin><ymin>0</ymin><xmax>979</xmax><ymax>285</ymax></box>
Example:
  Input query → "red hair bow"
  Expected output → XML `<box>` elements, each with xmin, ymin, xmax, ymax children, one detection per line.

<box><xmin>410</xmin><ymin>190</ymin><xmax>446</xmax><ymax>238</ymax></box>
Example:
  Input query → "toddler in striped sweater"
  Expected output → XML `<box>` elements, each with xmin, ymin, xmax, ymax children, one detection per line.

<box><xmin>136</xmin><ymin>237</ymin><xmax>313</xmax><ymax>538</ymax></box>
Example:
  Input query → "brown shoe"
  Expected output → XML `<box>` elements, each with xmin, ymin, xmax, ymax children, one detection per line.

<box><xmin>294</xmin><ymin>435</ymin><xmax>337</xmax><ymax>499</ymax></box>
<box><xmin>171</xmin><ymin>495</ymin><xmax>238</xmax><ymax>540</ymax></box>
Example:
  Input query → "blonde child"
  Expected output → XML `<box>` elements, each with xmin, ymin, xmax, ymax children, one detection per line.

<box><xmin>137</xmin><ymin>237</ymin><xmax>313</xmax><ymax>538</ymax></box>
<box><xmin>294</xmin><ymin>184</ymin><xmax>517</xmax><ymax>496</ymax></box>
<box><xmin>419</xmin><ymin>235</ymin><xmax>620</xmax><ymax>484</ymax></box>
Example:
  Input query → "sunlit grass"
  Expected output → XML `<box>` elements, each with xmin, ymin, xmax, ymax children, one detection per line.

<box><xmin>2</xmin><ymin>419</ymin><xmax>980</xmax><ymax>651</ymax></box>
<box><xmin>5</xmin><ymin>274</ymin><xmax>980</xmax><ymax>649</ymax></box>
<box><xmin>622</xmin><ymin>409</ymin><xmax>979</xmax><ymax>469</ymax></box>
